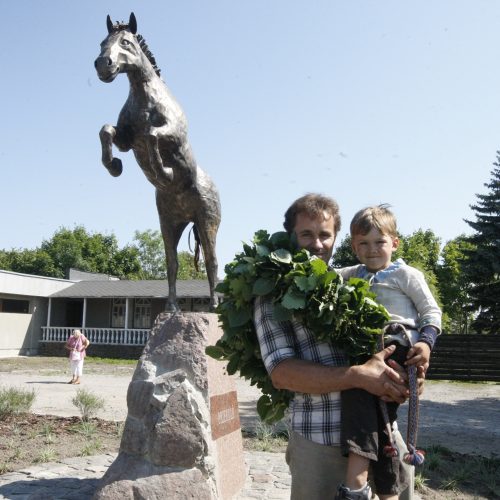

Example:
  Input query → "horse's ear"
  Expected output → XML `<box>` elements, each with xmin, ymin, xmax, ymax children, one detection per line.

<box><xmin>129</xmin><ymin>12</ymin><xmax>137</xmax><ymax>34</ymax></box>
<box><xmin>106</xmin><ymin>15</ymin><xmax>113</xmax><ymax>34</ymax></box>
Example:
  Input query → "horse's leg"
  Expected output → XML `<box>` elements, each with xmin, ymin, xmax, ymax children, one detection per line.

<box><xmin>146</xmin><ymin>132</ymin><xmax>173</xmax><ymax>186</ymax></box>
<box><xmin>157</xmin><ymin>194</ymin><xmax>188</xmax><ymax>312</ymax></box>
<box><xmin>194</xmin><ymin>221</ymin><xmax>220</xmax><ymax>311</ymax></box>
<box><xmin>99</xmin><ymin>124</ymin><xmax>123</xmax><ymax>177</ymax></box>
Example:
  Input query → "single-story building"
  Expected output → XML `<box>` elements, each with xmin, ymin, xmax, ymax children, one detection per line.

<box><xmin>0</xmin><ymin>269</ymin><xmax>216</xmax><ymax>359</ymax></box>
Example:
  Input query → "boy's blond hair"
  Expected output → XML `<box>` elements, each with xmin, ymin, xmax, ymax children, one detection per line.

<box><xmin>350</xmin><ymin>204</ymin><xmax>398</xmax><ymax>238</ymax></box>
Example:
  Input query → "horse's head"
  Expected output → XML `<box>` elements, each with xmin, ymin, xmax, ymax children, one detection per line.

<box><xmin>94</xmin><ymin>12</ymin><xmax>142</xmax><ymax>83</ymax></box>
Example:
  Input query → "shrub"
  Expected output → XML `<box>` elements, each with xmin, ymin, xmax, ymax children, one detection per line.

<box><xmin>0</xmin><ymin>386</ymin><xmax>35</xmax><ymax>418</ymax></box>
<box><xmin>71</xmin><ymin>389</ymin><xmax>105</xmax><ymax>421</ymax></box>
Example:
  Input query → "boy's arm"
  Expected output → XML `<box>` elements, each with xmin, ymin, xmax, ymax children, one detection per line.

<box><xmin>401</xmin><ymin>268</ymin><xmax>442</xmax><ymax>331</ymax></box>
<box><xmin>399</xmin><ymin>266</ymin><xmax>441</xmax><ymax>369</ymax></box>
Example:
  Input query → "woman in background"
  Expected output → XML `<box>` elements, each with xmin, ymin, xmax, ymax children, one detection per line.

<box><xmin>65</xmin><ymin>329</ymin><xmax>90</xmax><ymax>384</ymax></box>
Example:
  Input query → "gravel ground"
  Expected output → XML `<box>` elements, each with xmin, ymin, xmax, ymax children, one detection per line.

<box><xmin>1</xmin><ymin>362</ymin><xmax>499</xmax><ymax>458</ymax></box>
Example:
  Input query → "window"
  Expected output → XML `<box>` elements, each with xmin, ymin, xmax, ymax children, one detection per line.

<box><xmin>134</xmin><ymin>298</ymin><xmax>151</xmax><ymax>328</ymax></box>
<box><xmin>112</xmin><ymin>298</ymin><xmax>126</xmax><ymax>328</ymax></box>
<box><xmin>0</xmin><ymin>299</ymin><xmax>30</xmax><ymax>314</ymax></box>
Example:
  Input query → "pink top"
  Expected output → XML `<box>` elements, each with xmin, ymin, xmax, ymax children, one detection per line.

<box><xmin>66</xmin><ymin>334</ymin><xmax>89</xmax><ymax>360</ymax></box>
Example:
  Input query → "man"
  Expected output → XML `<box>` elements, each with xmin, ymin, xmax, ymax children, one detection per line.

<box><xmin>254</xmin><ymin>193</ymin><xmax>416</xmax><ymax>499</ymax></box>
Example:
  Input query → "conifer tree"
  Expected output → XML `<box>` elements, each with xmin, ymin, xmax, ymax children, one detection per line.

<box><xmin>463</xmin><ymin>158</ymin><xmax>500</xmax><ymax>333</ymax></box>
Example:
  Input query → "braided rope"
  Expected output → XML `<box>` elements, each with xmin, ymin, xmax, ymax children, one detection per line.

<box><xmin>403</xmin><ymin>365</ymin><xmax>425</xmax><ymax>465</ymax></box>
<box><xmin>379</xmin><ymin>327</ymin><xmax>425</xmax><ymax>465</ymax></box>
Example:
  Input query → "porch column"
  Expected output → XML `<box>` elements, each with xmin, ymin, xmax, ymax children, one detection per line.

<box><xmin>82</xmin><ymin>298</ymin><xmax>87</xmax><ymax>329</ymax></box>
<box><xmin>47</xmin><ymin>298</ymin><xmax>52</xmax><ymax>327</ymax></box>
<box><xmin>125</xmin><ymin>298</ymin><xmax>130</xmax><ymax>328</ymax></box>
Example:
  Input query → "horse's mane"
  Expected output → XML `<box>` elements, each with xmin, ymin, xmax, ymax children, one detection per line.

<box><xmin>110</xmin><ymin>21</ymin><xmax>161</xmax><ymax>77</ymax></box>
<box><xmin>136</xmin><ymin>34</ymin><xmax>161</xmax><ymax>77</ymax></box>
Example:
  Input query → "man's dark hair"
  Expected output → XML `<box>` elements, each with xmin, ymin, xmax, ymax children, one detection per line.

<box><xmin>283</xmin><ymin>193</ymin><xmax>341</xmax><ymax>234</ymax></box>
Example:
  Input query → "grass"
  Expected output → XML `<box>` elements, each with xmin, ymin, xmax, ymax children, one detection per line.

<box><xmin>414</xmin><ymin>472</ymin><xmax>428</xmax><ymax>491</ymax></box>
<box><xmin>113</xmin><ymin>420</ymin><xmax>124</xmax><ymax>438</ymax></box>
<box><xmin>0</xmin><ymin>386</ymin><xmax>36</xmax><ymax>418</ymax></box>
<box><xmin>85</xmin><ymin>357</ymin><xmax>137</xmax><ymax>365</ymax></box>
<box><xmin>71</xmin><ymin>388</ymin><xmax>105</xmax><ymax>421</ymax></box>
<box><xmin>243</xmin><ymin>421</ymin><xmax>288</xmax><ymax>452</ymax></box>
<box><xmin>79</xmin><ymin>438</ymin><xmax>103</xmax><ymax>457</ymax></box>
<box><xmin>415</xmin><ymin>445</ymin><xmax>500</xmax><ymax>498</ymax></box>
<box><xmin>71</xmin><ymin>420</ymin><xmax>98</xmax><ymax>438</ymax></box>
<box><xmin>35</xmin><ymin>446</ymin><xmax>58</xmax><ymax>463</ymax></box>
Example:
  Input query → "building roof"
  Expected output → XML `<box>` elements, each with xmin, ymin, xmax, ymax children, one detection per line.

<box><xmin>0</xmin><ymin>269</ymin><xmax>74</xmax><ymax>297</ymax></box>
<box><xmin>68</xmin><ymin>268</ymin><xmax>119</xmax><ymax>281</ymax></box>
<box><xmin>49</xmin><ymin>279</ymin><xmax>216</xmax><ymax>299</ymax></box>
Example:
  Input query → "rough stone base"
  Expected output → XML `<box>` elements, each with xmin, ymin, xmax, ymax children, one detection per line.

<box><xmin>93</xmin><ymin>312</ymin><xmax>245</xmax><ymax>500</ymax></box>
<box><xmin>94</xmin><ymin>453</ymin><xmax>212</xmax><ymax>499</ymax></box>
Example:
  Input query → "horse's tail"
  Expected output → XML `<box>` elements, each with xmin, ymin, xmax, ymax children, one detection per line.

<box><xmin>189</xmin><ymin>225</ymin><xmax>201</xmax><ymax>272</ymax></box>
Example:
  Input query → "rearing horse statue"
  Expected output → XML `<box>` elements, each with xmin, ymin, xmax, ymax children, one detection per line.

<box><xmin>95</xmin><ymin>13</ymin><xmax>221</xmax><ymax>312</ymax></box>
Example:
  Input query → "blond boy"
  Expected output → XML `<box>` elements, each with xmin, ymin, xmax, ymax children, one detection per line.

<box><xmin>335</xmin><ymin>205</ymin><xmax>441</xmax><ymax>500</ymax></box>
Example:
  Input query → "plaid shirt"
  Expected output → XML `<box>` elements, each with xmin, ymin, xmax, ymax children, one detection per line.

<box><xmin>254</xmin><ymin>295</ymin><xmax>348</xmax><ymax>445</ymax></box>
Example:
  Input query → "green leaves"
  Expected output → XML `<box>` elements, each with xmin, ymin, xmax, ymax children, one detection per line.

<box><xmin>206</xmin><ymin>230</ymin><xmax>389</xmax><ymax>424</ymax></box>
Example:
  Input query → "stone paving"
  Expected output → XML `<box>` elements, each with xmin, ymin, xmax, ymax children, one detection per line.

<box><xmin>0</xmin><ymin>451</ymin><xmax>290</xmax><ymax>499</ymax></box>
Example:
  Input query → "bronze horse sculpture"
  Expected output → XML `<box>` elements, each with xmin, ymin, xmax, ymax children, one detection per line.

<box><xmin>95</xmin><ymin>13</ymin><xmax>220</xmax><ymax>311</ymax></box>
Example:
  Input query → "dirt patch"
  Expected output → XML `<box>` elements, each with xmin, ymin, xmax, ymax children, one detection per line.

<box><xmin>0</xmin><ymin>414</ymin><xmax>121</xmax><ymax>474</ymax></box>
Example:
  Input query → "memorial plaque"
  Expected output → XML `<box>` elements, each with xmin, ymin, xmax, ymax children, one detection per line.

<box><xmin>210</xmin><ymin>391</ymin><xmax>240</xmax><ymax>440</ymax></box>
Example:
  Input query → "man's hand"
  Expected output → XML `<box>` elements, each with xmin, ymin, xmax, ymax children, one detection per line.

<box><xmin>356</xmin><ymin>345</ymin><xmax>409</xmax><ymax>404</ymax></box>
<box><xmin>386</xmin><ymin>357</ymin><xmax>426</xmax><ymax>396</ymax></box>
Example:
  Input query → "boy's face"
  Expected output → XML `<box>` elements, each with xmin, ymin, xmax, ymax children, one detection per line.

<box><xmin>351</xmin><ymin>228</ymin><xmax>399</xmax><ymax>273</ymax></box>
<box><xmin>293</xmin><ymin>211</ymin><xmax>337</xmax><ymax>263</ymax></box>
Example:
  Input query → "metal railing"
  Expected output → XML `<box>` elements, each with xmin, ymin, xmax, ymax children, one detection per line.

<box><xmin>41</xmin><ymin>326</ymin><xmax>150</xmax><ymax>346</ymax></box>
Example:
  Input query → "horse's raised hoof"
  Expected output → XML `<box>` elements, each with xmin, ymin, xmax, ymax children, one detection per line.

<box><xmin>107</xmin><ymin>158</ymin><xmax>123</xmax><ymax>177</ymax></box>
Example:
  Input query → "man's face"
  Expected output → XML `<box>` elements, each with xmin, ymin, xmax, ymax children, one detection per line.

<box><xmin>293</xmin><ymin>211</ymin><xmax>337</xmax><ymax>263</ymax></box>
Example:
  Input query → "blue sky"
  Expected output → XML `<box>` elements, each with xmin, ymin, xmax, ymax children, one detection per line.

<box><xmin>1</xmin><ymin>1</ymin><xmax>498</xmax><ymax>272</ymax></box>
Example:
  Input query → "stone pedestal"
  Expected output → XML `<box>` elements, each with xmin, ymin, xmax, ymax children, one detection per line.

<box><xmin>93</xmin><ymin>312</ymin><xmax>246</xmax><ymax>499</ymax></box>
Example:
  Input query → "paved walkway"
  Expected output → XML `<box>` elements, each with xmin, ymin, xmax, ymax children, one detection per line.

<box><xmin>0</xmin><ymin>451</ymin><xmax>290</xmax><ymax>499</ymax></box>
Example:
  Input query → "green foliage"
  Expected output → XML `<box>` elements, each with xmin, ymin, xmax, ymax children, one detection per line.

<box><xmin>436</xmin><ymin>235</ymin><xmax>475</xmax><ymax>333</ymax></box>
<box><xmin>0</xmin><ymin>386</ymin><xmax>36</xmax><ymax>418</ymax></box>
<box><xmin>0</xmin><ymin>248</ymin><xmax>58</xmax><ymax>277</ymax></box>
<box><xmin>462</xmin><ymin>160</ymin><xmax>500</xmax><ymax>333</ymax></box>
<box><xmin>399</xmin><ymin>229</ymin><xmax>441</xmax><ymax>274</ymax></box>
<box><xmin>0</xmin><ymin>225</ymin><xmax>206</xmax><ymax>281</ymax></box>
<box><xmin>133</xmin><ymin>229</ymin><xmax>168</xmax><ymax>279</ymax></box>
<box><xmin>41</xmin><ymin>226</ymin><xmax>118</xmax><ymax>276</ymax></box>
<box><xmin>132</xmin><ymin>229</ymin><xmax>207</xmax><ymax>280</ymax></box>
<box><xmin>207</xmin><ymin>230</ymin><xmax>389</xmax><ymax>424</ymax></box>
<box><xmin>71</xmin><ymin>389</ymin><xmax>105</xmax><ymax>421</ymax></box>
<box><xmin>34</xmin><ymin>446</ymin><xmax>58</xmax><ymax>463</ymax></box>
<box><xmin>79</xmin><ymin>438</ymin><xmax>103</xmax><ymax>456</ymax></box>
<box><xmin>330</xmin><ymin>235</ymin><xmax>357</xmax><ymax>267</ymax></box>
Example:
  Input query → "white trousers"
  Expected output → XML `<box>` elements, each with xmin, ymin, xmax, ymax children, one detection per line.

<box><xmin>70</xmin><ymin>359</ymin><xmax>84</xmax><ymax>377</ymax></box>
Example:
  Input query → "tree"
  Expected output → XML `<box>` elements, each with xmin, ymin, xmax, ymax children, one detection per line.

<box><xmin>398</xmin><ymin>229</ymin><xmax>441</xmax><ymax>276</ymax></box>
<box><xmin>0</xmin><ymin>226</ymin><xmax>142</xmax><ymax>279</ymax></box>
<box><xmin>132</xmin><ymin>229</ymin><xmax>207</xmax><ymax>280</ymax></box>
<box><xmin>40</xmin><ymin>226</ymin><xmax>137</xmax><ymax>279</ymax></box>
<box><xmin>331</xmin><ymin>235</ymin><xmax>357</xmax><ymax>268</ymax></box>
<box><xmin>0</xmin><ymin>248</ymin><xmax>58</xmax><ymax>277</ymax></box>
<box><xmin>462</xmin><ymin>159</ymin><xmax>500</xmax><ymax>333</ymax></box>
<box><xmin>133</xmin><ymin>229</ymin><xmax>167</xmax><ymax>279</ymax></box>
<box><xmin>436</xmin><ymin>235</ymin><xmax>475</xmax><ymax>334</ymax></box>
<box><xmin>1</xmin><ymin>226</ymin><xmax>206</xmax><ymax>281</ymax></box>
